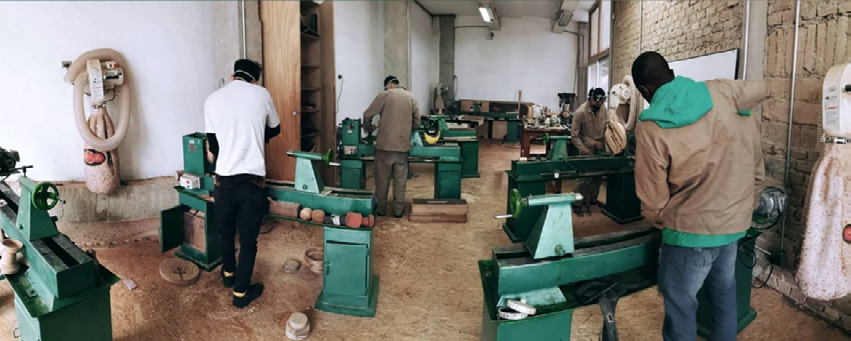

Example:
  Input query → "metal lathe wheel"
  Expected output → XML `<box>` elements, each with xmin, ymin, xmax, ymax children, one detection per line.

<box><xmin>31</xmin><ymin>182</ymin><xmax>60</xmax><ymax>211</ymax></box>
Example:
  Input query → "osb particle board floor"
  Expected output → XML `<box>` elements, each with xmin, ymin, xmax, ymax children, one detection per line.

<box><xmin>0</xmin><ymin>142</ymin><xmax>847</xmax><ymax>341</ymax></box>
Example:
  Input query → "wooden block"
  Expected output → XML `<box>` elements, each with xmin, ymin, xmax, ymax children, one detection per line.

<box><xmin>183</xmin><ymin>210</ymin><xmax>206</xmax><ymax>251</ymax></box>
<box><xmin>408</xmin><ymin>214</ymin><xmax>468</xmax><ymax>223</ymax></box>
<box><xmin>269</xmin><ymin>199</ymin><xmax>301</xmax><ymax>218</ymax></box>
<box><xmin>410</xmin><ymin>199</ymin><xmax>468</xmax><ymax>216</ymax></box>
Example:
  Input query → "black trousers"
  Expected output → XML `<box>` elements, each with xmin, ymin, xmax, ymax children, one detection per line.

<box><xmin>214</xmin><ymin>174</ymin><xmax>267</xmax><ymax>293</ymax></box>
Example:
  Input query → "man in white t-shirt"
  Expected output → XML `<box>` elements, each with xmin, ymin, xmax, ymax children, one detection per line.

<box><xmin>204</xmin><ymin>59</ymin><xmax>280</xmax><ymax>308</ymax></box>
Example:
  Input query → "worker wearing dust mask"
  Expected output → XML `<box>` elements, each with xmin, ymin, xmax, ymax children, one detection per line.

<box><xmin>205</xmin><ymin>59</ymin><xmax>281</xmax><ymax>308</ymax></box>
<box><xmin>363</xmin><ymin>76</ymin><xmax>422</xmax><ymax>218</ymax></box>
<box><xmin>570</xmin><ymin>88</ymin><xmax>608</xmax><ymax>216</ymax></box>
<box><xmin>631</xmin><ymin>51</ymin><xmax>768</xmax><ymax>341</ymax></box>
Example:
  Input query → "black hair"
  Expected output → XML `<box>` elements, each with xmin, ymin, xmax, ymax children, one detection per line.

<box><xmin>631</xmin><ymin>51</ymin><xmax>674</xmax><ymax>87</ymax></box>
<box><xmin>384</xmin><ymin>75</ymin><xmax>400</xmax><ymax>87</ymax></box>
<box><xmin>234</xmin><ymin>59</ymin><xmax>262</xmax><ymax>83</ymax></box>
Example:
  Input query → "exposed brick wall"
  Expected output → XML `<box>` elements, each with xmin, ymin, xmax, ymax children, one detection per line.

<box><xmin>611</xmin><ymin>0</ymin><xmax>744</xmax><ymax>83</ymax></box>
<box><xmin>757</xmin><ymin>0</ymin><xmax>851</xmax><ymax>333</ymax></box>
<box><xmin>611</xmin><ymin>0</ymin><xmax>851</xmax><ymax>334</ymax></box>
<box><xmin>611</xmin><ymin>0</ymin><xmax>640</xmax><ymax>83</ymax></box>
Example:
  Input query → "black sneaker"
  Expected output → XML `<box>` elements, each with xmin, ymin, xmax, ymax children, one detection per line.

<box><xmin>233</xmin><ymin>284</ymin><xmax>264</xmax><ymax>308</ymax></box>
<box><xmin>221</xmin><ymin>269</ymin><xmax>235</xmax><ymax>288</ymax></box>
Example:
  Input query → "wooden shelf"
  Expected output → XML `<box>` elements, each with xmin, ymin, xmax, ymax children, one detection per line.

<box><xmin>302</xmin><ymin>64</ymin><xmax>320</xmax><ymax>69</ymax></box>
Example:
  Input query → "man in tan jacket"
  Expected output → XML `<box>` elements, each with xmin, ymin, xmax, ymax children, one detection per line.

<box><xmin>363</xmin><ymin>76</ymin><xmax>421</xmax><ymax>217</ymax></box>
<box><xmin>632</xmin><ymin>51</ymin><xmax>767</xmax><ymax>341</ymax></box>
<box><xmin>570</xmin><ymin>88</ymin><xmax>608</xmax><ymax>216</ymax></box>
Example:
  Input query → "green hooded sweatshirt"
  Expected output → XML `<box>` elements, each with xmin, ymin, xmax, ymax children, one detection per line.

<box><xmin>639</xmin><ymin>76</ymin><xmax>748</xmax><ymax>248</ymax></box>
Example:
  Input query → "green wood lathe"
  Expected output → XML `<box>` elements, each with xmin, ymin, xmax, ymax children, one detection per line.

<box><xmin>161</xmin><ymin>133</ymin><xmax>379</xmax><ymax>317</ymax></box>
<box><xmin>0</xmin><ymin>153</ymin><xmax>119</xmax><ymax>341</ymax></box>
<box><xmin>338</xmin><ymin>118</ymin><xmax>464</xmax><ymax>199</ymax></box>
<box><xmin>480</xmin><ymin>153</ymin><xmax>785</xmax><ymax>340</ymax></box>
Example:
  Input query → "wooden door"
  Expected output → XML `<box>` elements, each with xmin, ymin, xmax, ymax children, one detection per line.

<box><xmin>261</xmin><ymin>1</ymin><xmax>300</xmax><ymax>181</ymax></box>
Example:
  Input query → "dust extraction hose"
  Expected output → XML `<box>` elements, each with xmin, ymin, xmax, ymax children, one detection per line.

<box><xmin>622</xmin><ymin>75</ymin><xmax>642</xmax><ymax>131</ymax></box>
<box><xmin>65</xmin><ymin>48</ymin><xmax>132</xmax><ymax>152</ymax></box>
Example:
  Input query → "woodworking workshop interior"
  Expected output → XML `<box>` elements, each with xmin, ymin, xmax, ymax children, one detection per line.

<box><xmin>1</xmin><ymin>0</ymin><xmax>851</xmax><ymax>340</ymax></box>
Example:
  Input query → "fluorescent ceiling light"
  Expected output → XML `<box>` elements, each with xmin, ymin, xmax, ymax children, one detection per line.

<box><xmin>479</xmin><ymin>5</ymin><xmax>494</xmax><ymax>22</ymax></box>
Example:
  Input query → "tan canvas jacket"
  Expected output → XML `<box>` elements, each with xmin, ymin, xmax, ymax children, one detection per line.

<box><xmin>364</xmin><ymin>88</ymin><xmax>422</xmax><ymax>152</ymax></box>
<box><xmin>571</xmin><ymin>102</ymin><xmax>608</xmax><ymax>155</ymax></box>
<box><xmin>634</xmin><ymin>79</ymin><xmax>769</xmax><ymax>235</ymax></box>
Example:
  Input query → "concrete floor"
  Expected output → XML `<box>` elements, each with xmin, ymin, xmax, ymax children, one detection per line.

<box><xmin>0</xmin><ymin>141</ymin><xmax>847</xmax><ymax>340</ymax></box>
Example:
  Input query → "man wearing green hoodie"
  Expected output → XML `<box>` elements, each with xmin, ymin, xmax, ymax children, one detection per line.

<box><xmin>631</xmin><ymin>52</ymin><xmax>768</xmax><ymax>341</ymax></box>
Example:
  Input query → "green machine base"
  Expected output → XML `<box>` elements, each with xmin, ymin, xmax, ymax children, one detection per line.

<box><xmin>161</xmin><ymin>189</ymin><xmax>222</xmax><ymax>271</ymax></box>
<box><xmin>315</xmin><ymin>274</ymin><xmax>380</xmax><ymax>317</ymax></box>
<box><xmin>314</xmin><ymin>225</ymin><xmax>379</xmax><ymax>317</ymax></box>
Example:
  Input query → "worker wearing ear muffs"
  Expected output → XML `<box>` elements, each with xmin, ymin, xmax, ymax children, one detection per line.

<box><xmin>571</xmin><ymin>88</ymin><xmax>608</xmax><ymax>216</ymax></box>
<box><xmin>363</xmin><ymin>76</ymin><xmax>422</xmax><ymax>218</ymax></box>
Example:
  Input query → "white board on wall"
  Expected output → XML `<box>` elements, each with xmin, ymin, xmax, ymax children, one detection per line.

<box><xmin>669</xmin><ymin>48</ymin><xmax>739</xmax><ymax>81</ymax></box>
<box><xmin>642</xmin><ymin>49</ymin><xmax>740</xmax><ymax>108</ymax></box>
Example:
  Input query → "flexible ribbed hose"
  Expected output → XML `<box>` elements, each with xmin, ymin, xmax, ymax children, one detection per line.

<box><xmin>66</xmin><ymin>48</ymin><xmax>131</xmax><ymax>152</ymax></box>
<box><xmin>623</xmin><ymin>75</ymin><xmax>642</xmax><ymax>131</ymax></box>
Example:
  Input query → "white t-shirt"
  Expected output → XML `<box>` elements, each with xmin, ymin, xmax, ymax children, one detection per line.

<box><xmin>204</xmin><ymin>80</ymin><xmax>280</xmax><ymax>177</ymax></box>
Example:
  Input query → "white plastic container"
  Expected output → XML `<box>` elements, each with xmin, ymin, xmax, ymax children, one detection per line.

<box><xmin>822</xmin><ymin>63</ymin><xmax>851</xmax><ymax>139</ymax></box>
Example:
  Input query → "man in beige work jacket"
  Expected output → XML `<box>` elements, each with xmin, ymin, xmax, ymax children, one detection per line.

<box><xmin>632</xmin><ymin>51</ymin><xmax>767</xmax><ymax>341</ymax></box>
<box><xmin>570</xmin><ymin>88</ymin><xmax>608</xmax><ymax>216</ymax></box>
<box><xmin>363</xmin><ymin>76</ymin><xmax>422</xmax><ymax>217</ymax></box>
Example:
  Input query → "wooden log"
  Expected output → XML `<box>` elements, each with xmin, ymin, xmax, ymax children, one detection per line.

<box><xmin>269</xmin><ymin>199</ymin><xmax>301</xmax><ymax>218</ymax></box>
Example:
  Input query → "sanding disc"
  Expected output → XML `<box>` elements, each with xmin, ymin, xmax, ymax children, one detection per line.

<box><xmin>159</xmin><ymin>258</ymin><xmax>200</xmax><ymax>286</ymax></box>
<box><xmin>507</xmin><ymin>300</ymin><xmax>536</xmax><ymax>315</ymax></box>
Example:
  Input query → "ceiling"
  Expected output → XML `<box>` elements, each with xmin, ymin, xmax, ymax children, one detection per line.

<box><xmin>417</xmin><ymin>0</ymin><xmax>596</xmax><ymax>20</ymax></box>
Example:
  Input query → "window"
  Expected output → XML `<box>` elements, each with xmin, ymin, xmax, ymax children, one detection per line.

<box><xmin>588</xmin><ymin>1</ymin><xmax>611</xmax><ymax>92</ymax></box>
<box><xmin>590</xmin><ymin>0</ymin><xmax>611</xmax><ymax>58</ymax></box>
<box><xmin>587</xmin><ymin>57</ymin><xmax>609</xmax><ymax>93</ymax></box>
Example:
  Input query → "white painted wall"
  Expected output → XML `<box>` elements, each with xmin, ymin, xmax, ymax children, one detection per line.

<box><xmin>455</xmin><ymin>16</ymin><xmax>578</xmax><ymax>110</ymax></box>
<box><xmin>333</xmin><ymin>1</ymin><xmax>384</xmax><ymax>124</ymax></box>
<box><xmin>0</xmin><ymin>2</ymin><xmax>216</xmax><ymax>181</ymax></box>
<box><xmin>410</xmin><ymin>3</ymin><xmax>440</xmax><ymax>115</ymax></box>
<box><xmin>333</xmin><ymin>1</ymin><xmax>439</xmax><ymax>122</ymax></box>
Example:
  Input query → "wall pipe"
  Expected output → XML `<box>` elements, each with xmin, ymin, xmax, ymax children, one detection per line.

<box><xmin>780</xmin><ymin>0</ymin><xmax>802</xmax><ymax>260</ymax></box>
<box><xmin>638</xmin><ymin>1</ymin><xmax>643</xmax><ymax>54</ymax></box>
<box><xmin>241</xmin><ymin>0</ymin><xmax>247</xmax><ymax>59</ymax></box>
<box><xmin>742</xmin><ymin>0</ymin><xmax>750</xmax><ymax>79</ymax></box>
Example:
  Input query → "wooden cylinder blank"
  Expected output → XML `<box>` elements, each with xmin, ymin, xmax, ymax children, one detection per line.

<box><xmin>362</xmin><ymin>215</ymin><xmax>375</xmax><ymax>228</ymax></box>
<box><xmin>311</xmin><ymin>209</ymin><xmax>325</xmax><ymax>223</ymax></box>
<box><xmin>300</xmin><ymin>207</ymin><xmax>313</xmax><ymax>221</ymax></box>
<box><xmin>345</xmin><ymin>212</ymin><xmax>362</xmax><ymax>228</ymax></box>
<box><xmin>268</xmin><ymin>199</ymin><xmax>301</xmax><ymax>218</ymax></box>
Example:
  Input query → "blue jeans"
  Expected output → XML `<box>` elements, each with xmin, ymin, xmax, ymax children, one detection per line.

<box><xmin>658</xmin><ymin>242</ymin><xmax>738</xmax><ymax>341</ymax></box>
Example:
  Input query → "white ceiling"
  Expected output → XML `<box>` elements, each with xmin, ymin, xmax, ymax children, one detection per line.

<box><xmin>417</xmin><ymin>0</ymin><xmax>596</xmax><ymax>20</ymax></box>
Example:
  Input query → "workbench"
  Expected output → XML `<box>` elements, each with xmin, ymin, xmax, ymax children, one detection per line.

<box><xmin>451</xmin><ymin>100</ymin><xmax>524</xmax><ymax>143</ymax></box>
<box><xmin>519</xmin><ymin>125</ymin><xmax>573</xmax><ymax>158</ymax></box>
